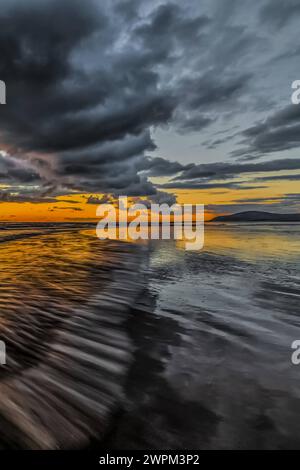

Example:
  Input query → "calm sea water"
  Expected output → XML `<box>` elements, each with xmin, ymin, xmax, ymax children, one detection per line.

<box><xmin>0</xmin><ymin>223</ymin><xmax>300</xmax><ymax>449</ymax></box>
<box><xmin>106</xmin><ymin>223</ymin><xmax>300</xmax><ymax>449</ymax></box>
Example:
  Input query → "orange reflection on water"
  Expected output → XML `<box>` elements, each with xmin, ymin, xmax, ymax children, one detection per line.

<box><xmin>0</xmin><ymin>229</ymin><xmax>129</xmax><ymax>370</ymax></box>
<box><xmin>176</xmin><ymin>224</ymin><xmax>300</xmax><ymax>261</ymax></box>
<box><xmin>92</xmin><ymin>222</ymin><xmax>300</xmax><ymax>261</ymax></box>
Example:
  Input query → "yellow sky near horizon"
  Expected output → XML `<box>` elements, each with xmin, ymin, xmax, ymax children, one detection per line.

<box><xmin>0</xmin><ymin>174</ymin><xmax>299</xmax><ymax>222</ymax></box>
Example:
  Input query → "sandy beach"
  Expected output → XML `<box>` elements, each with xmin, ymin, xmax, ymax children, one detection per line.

<box><xmin>0</xmin><ymin>224</ymin><xmax>300</xmax><ymax>449</ymax></box>
<box><xmin>0</xmin><ymin>227</ymin><xmax>148</xmax><ymax>448</ymax></box>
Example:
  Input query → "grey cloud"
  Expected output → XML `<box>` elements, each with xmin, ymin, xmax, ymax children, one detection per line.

<box><xmin>137</xmin><ymin>156</ymin><xmax>186</xmax><ymax>177</ymax></box>
<box><xmin>207</xmin><ymin>191</ymin><xmax>300</xmax><ymax>215</ymax></box>
<box><xmin>0</xmin><ymin>0</ymin><xmax>298</xmax><ymax>203</ymax></box>
<box><xmin>159</xmin><ymin>181</ymin><xmax>267</xmax><ymax>190</ymax></box>
<box><xmin>235</xmin><ymin>106</ymin><xmax>300</xmax><ymax>157</ymax></box>
<box><xmin>128</xmin><ymin>191</ymin><xmax>177</xmax><ymax>209</ymax></box>
<box><xmin>147</xmin><ymin>190</ymin><xmax>177</xmax><ymax>206</ymax></box>
<box><xmin>0</xmin><ymin>0</ymin><xmax>181</xmax><ymax>196</ymax></box>
<box><xmin>0</xmin><ymin>191</ymin><xmax>57</xmax><ymax>204</ymax></box>
<box><xmin>235</xmin><ymin>194</ymin><xmax>300</xmax><ymax>204</ymax></box>
<box><xmin>173</xmin><ymin>158</ymin><xmax>300</xmax><ymax>181</ymax></box>
<box><xmin>178</xmin><ymin>72</ymin><xmax>251</xmax><ymax>111</ymax></box>
<box><xmin>260</xmin><ymin>0</ymin><xmax>300</xmax><ymax>29</ymax></box>
<box><xmin>0</xmin><ymin>0</ymin><xmax>265</xmax><ymax>197</ymax></box>
<box><xmin>86</xmin><ymin>194</ymin><xmax>115</xmax><ymax>205</ymax></box>
<box><xmin>52</xmin><ymin>206</ymin><xmax>83</xmax><ymax>211</ymax></box>
<box><xmin>253</xmin><ymin>173</ymin><xmax>300</xmax><ymax>182</ymax></box>
<box><xmin>0</xmin><ymin>153</ymin><xmax>40</xmax><ymax>183</ymax></box>
<box><xmin>176</xmin><ymin>114</ymin><xmax>213</xmax><ymax>133</ymax></box>
<box><xmin>134</xmin><ymin>2</ymin><xmax>211</xmax><ymax>62</ymax></box>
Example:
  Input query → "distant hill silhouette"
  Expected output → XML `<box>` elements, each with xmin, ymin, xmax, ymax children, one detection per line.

<box><xmin>211</xmin><ymin>211</ymin><xmax>300</xmax><ymax>223</ymax></box>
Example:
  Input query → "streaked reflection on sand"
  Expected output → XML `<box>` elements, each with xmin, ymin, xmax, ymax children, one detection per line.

<box><xmin>0</xmin><ymin>228</ymin><xmax>147</xmax><ymax>448</ymax></box>
<box><xmin>0</xmin><ymin>223</ymin><xmax>300</xmax><ymax>449</ymax></box>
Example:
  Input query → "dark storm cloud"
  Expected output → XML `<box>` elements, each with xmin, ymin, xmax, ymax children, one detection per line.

<box><xmin>2</xmin><ymin>0</ymin><xmax>243</xmax><ymax>197</ymax></box>
<box><xmin>147</xmin><ymin>190</ymin><xmax>177</xmax><ymax>206</ymax></box>
<box><xmin>236</xmin><ymin>194</ymin><xmax>300</xmax><ymax>204</ymax></box>
<box><xmin>204</xmin><ymin>134</ymin><xmax>236</xmax><ymax>150</ymax></box>
<box><xmin>86</xmin><ymin>194</ymin><xmax>114</xmax><ymax>205</ymax></box>
<box><xmin>125</xmin><ymin>190</ymin><xmax>177</xmax><ymax>209</ymax></box>
<box><xmin>177</xmin><ymin>72</ymin><xmax>251</xmax><ymax>111</ymax></box>
<box><xmin>176</xmin><ymin>115</ymin><xmax>213</xmax><ymax>133</ymax></box>
<box><xmin>171</xmin><ymin>69</ymin><xmax>252</xmax><ymax>133</ymax></box>
<box><xmin>0</xmin><ymin>0</ymin><xmax>298</xmax><ymax>201</ymax></box>
<box><xmin>54</xmin><ymin>132</ymin><xmax>159</xmax><ymax>194</ymax></box>
<box><xmin>207</xmin><ymin>192</ymin><xmax>300</xmax><ymax>215</ymax></box>
<box><xmin>0</xmin><ymin>0</ymin><xmax>183</xmax><ymax>195</ymax></box>
<box><xmin>137</xmin><ymin>156</ymin><xmax>187</xmax><ymax>177</ymax></box>
<box><xmin>260</xmin><ymin>0</ymin><xmax>300</xmax><ymax>29</ymax></box>
<box><xmin>159</xmin><ymin>181</ymin><xmax>266</xmax><ymax>191</ymax></box>
<box><xmin>172</xmin><ymin>158</ymin><xmax>300</xmax><ymax>181</ymax></box>
<box><xmin>0</xmin><ymin>152</ymin><xmax>40</xmax><ymax>183</ymax></box>
<box><xmin>0</xmin><ymin>0</ymin><xmax>265</xmax><ymax>197</ymax></box>
<box><xmin>133</xmin><ymin>2</ymin><xmax>211</xmax><ymax>62</ymax></box>
<box><xmin>253</xmin><ymin>173</ymin><xmax>300</xmax><ymax>182</ymax></box>
<box><xmin>234</xmin><ymin>105</ymin><xmax>300</xmax><ymax>157</ymax></box>
<box><xmin>0</xmin><ymin>191</ymin><xmax>57</xmax><ymax>203</ymax></box>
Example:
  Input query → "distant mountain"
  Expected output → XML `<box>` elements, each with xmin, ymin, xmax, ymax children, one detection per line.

<box><xmin>211</xmin><ymin>211</ymin><xmax>300</xmax><ymax>223</ymax></box>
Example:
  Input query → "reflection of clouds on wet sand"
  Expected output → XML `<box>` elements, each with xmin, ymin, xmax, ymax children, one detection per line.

<box><xmin>107</xmin><ymin>225</ymin><xmax>300</xmax><ymax>449</ymax></box>
<box><xmin>0</xmin><ymin>224</ymin><xmax>300</xmax><ymax>449</ymax></box>
<box><xmin>201</xmin><ymin>224</ymin><xmax>300</xmax><ymax>261</ymax></box>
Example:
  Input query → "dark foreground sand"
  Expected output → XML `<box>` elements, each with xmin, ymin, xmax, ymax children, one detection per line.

<box><xmin>1</xmin><ymin>224</ymin><xmax>300</xmax><ymax>449</ymax></box>
<box><xmin>0</xmin><ymin>229</ymin><xmax>148</xmax><ymax>449</ymax></box>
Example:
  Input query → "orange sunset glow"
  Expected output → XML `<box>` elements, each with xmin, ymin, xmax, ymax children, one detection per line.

<box><xmin>0</xmin><ymin>176</ymin><xmax>299</xmax><ymax>222</ymax></box>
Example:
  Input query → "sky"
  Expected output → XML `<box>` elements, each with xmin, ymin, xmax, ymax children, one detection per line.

<box><xmin>0</xmin><ymin>0</ymin><xmax>300</xmax><ymax>221</ymax></box>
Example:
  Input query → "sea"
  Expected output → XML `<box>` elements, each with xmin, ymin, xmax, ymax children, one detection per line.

<box><xmin>0</xmin><ymin>222</ymin><xmax>299</xmax><ymax>449</ymax></box>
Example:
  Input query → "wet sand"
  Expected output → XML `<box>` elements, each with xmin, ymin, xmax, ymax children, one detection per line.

<box><xmin>0</xmin><ymin>228</ymin><xmax>148</xmax><ymax>449</ymax></box>
<box><xmin>1</xmin><ymin>224</ymin><xmax>300</xmax><ymax>449</ymax></box>
<box><xmin>103</xmin><ymin>225</ymin><xmax>300</xmax><ymax>449</ymax></box>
